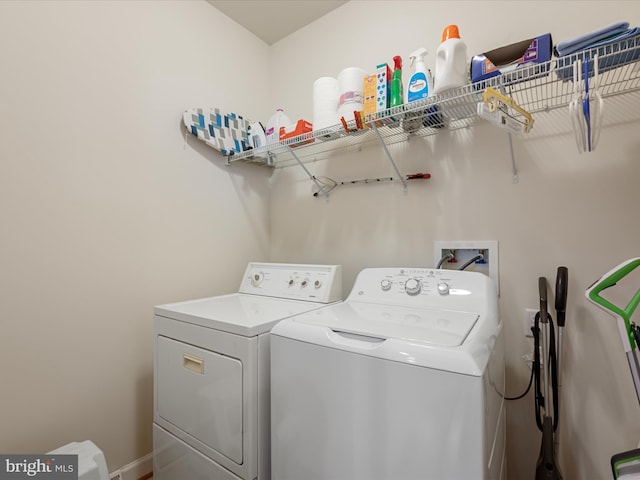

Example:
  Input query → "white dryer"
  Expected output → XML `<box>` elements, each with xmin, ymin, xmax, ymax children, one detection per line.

<box><xmin>271</xmin><ymin>267</ymin><xmax>505</xmax><ymax>480</ymax></box>
<box><xmin>153</xmin><ymin>262</ymin><xmax>341</xmax><ymax>480</ymax></box>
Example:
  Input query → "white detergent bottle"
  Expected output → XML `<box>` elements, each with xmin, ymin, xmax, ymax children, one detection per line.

<box><xmin>406</xmin><ymin>48</ymin><xmax>432</xmax><ymax>103</ymax></box>
<box><xmin>433</xmin><ymin>24</ymin><xmax>469</xmax><ymax>95</ymax></box>
<box><xmin>265</xmin><ymin>108</ymin><xmax>292</xmax><ymax>144</ymax></box>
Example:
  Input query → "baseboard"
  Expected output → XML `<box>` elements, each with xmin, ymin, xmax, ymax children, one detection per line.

<box><xmin>109</xmin><ymin>452</ymin><xmax>152</xmax><ymax>480</ymax></box>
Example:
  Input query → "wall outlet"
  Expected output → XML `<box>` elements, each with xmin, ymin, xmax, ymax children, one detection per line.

<box><xmin>524</xmin><ymin>308</ymin><xmax>537</xmax><ymax>337</ymax></box>
<box><xmin>522</xmin><ymin>346</ymin><xmax>544</xmax><ymax>369</ymax></box>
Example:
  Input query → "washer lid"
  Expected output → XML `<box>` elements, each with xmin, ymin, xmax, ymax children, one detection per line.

<box><xmin>294</xmin><ymin>301</ymin><xmax>479</xmax><ymax>347</ymax></box>
<box><xmin>155</xmin><ymin>293</ymin><xmax>331</xmax><ymax>337</ymax></box>
<box><xmin>272</xmin><ymin>300</ymin><xmax>496</xmax><ymax>375</ymax></box>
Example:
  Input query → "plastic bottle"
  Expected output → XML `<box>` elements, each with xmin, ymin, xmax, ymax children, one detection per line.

<box><xmin>389</xmin><ymin>55</ymin><xmax>403</xmax><ymax>107</ymax></box>
<box><xmin>433</xmin><ymin>25</ymin><xmax>469</xmax><ymax>95</ymax></box>
<box><xmin>265</xmin><ymin>108</ymin><xmax>292</xmax><ymax>144</ymax></box>
<box><xmin>406</xmin><ymin>48</ymin><xmax>433</xmax><ymax>103</ymax></box>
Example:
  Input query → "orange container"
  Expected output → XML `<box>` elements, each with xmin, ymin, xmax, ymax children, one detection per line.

<box><xmin>280</xmin><ymin>119</ymin><xmax>314</xmax><ymax>147</ymax></box>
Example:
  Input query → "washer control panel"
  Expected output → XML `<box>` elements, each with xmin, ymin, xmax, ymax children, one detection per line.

<box><xmin>349</xmin><ymin>267</ymin><xmax>496</xmax><ymax>310</ymax></box>
<box><xmin>240</xmin><ymin>263</ymin><xmax>342</xmax><ymax>303</ymax></box>
<box><xmin>373</xmin><ymin>269</ymin><xmax>457</xmax><ymax>297</ymax></box>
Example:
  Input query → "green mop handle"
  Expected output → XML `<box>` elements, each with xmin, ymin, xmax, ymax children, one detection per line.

<box><xmin>586</xmin><ymin>257</ymin><xmax>640</xmax><ymax>349</ymax></box>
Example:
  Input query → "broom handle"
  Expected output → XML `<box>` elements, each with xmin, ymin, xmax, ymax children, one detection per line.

<box><xmin>539</xmin><ymin>277</ymin><xmax>551</xmax><ymax>417</ymax></box>
<box><xmin>554</xmin><ymin>267</ymin><xmax>568</xmax><ymax>458</ymax></box>
<box><xmin>555</xmin><ymin>267</ymin><xmax>569</xmax><ymax>383</ymax></box>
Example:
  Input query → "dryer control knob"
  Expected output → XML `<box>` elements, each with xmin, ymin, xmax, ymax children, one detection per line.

<box><xmin>301</xmin><ymin>279</ymin><xmax>309</xmax><ymax>288</ymax></box>
<box><xmin>405</xmin><ymin>278</ymin><xmax>422</xmax><ymax>296</ymax></box>
<box><xmin>437</xmin><ymin>282</ymin><xmax>450</xmax><ymax>295</ymax></box>
<box><xmin>314</xmin><ymin>280</ymin><xmax>322</xmax><ymax>289</ymax></box>
<box><xmin>381</xmin><ymin>279</ymin><xmax>392</xmax><ymax>291</ymax></box>
<box><xmin>251</xmin><ymin>272</ymin><xmax>264</xmax><ymax>287</ymax></box>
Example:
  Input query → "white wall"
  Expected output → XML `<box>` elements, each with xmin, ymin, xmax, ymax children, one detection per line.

<box><xmin>0</xmin><ymin>0</ymin><xmax>270</xmax><ymax>471</ymax></box>
<box><xmin>268</xmin><ymin>2</ymin><xmax>640</xmax><ymax>479</ymax></box>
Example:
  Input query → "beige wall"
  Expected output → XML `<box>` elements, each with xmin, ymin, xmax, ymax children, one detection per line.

<box><xmin>3</xmin><ymin>1</ymin><xmax>640</xmax><ymax>479</ymax></box>
<box><xmin>268</xmin><ymin>2</ymin><xmax>640</xmax><ymax>479</ymax></box>
<box><xmin>0</xmin><ymin>0</ymin><xmax>271</xmax><ymax>472</ymax></box>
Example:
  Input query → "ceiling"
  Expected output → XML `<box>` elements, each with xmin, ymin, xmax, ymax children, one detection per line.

<box><xmin>206</xmin><ymin>0</ymin><xmax>348</xmax><ymax>45</ymax></box>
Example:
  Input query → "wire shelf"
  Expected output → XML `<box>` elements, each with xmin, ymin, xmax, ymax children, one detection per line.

<box><xmin>227</xmin><ymin>33</ymin><xmax>640</xmax><ymax>169</ymax></box>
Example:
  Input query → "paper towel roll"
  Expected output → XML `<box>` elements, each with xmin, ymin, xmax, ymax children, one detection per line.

<box><xmin>337</xmin><ymin>67</ymin><xmax>368</xmax><ymax>123</ymax></box>
<box><xmin>313</xmin><ymin>76</ymin><xmax>339</xmax><ymax>131</ymax></box>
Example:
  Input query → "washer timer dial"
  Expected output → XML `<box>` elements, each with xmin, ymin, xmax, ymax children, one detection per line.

<box><xmin>404</xmin><ymin>278</ymin><xmax>422</xmax><ymax>296</ymax></box>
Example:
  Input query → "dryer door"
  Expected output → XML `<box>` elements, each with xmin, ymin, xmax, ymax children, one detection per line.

<box><xmin>156</xmin><ymin>336</ymin><xmax>243</xmax><ymax>464</ymax></box>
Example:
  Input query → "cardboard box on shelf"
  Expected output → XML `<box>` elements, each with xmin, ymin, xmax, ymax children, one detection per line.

<box><xmin>470</xmin><ymin>33</ymin><xmax>552</xmax><ymax>87</ymax></box>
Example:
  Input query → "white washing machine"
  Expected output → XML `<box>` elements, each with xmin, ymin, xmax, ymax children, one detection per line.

<box><xmin>153</xmin><ymin>262</ymin><xmax>342</xmax><ymax>480</ymax></box>
<box><xmin>271</xmin><ymin>267</ymin><xmax>505</xmax><ymax>480</ymax></box>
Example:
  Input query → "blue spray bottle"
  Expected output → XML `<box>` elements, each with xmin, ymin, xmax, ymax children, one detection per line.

<box><xmin>406</xmin><ymin>48</ymin><xmax>432</xmax><ymax>103</ymax></box>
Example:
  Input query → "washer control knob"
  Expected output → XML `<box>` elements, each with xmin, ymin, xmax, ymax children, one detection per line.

<box><xmin>251</xmin><ymin>272</ymin><xmax>264</xmax><ymax>287</ymax></box>
<box><xmin>405</xmin><ymin>278</ymin><xmax>422</xmax><ymax>296</ymax></box>
<box><xmin>381</xmin><ymin>279</ymin><xmax>392</xmax><ymax>291</ymax></box>
<box><xmin>437</xmin><ymin>282</ymin><xmax>450</xmax><ymax>295</ymax></box>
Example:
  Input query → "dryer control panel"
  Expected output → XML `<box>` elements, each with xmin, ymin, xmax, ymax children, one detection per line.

<box><xmin>240</xmin><ymin>263</ymin><xmax>342</xmax><ymax>303</ymax></box>
<box><xmin>347</xmin><ymin>267</ymin><xmax>497</xmax><ymax>314</ymax></box>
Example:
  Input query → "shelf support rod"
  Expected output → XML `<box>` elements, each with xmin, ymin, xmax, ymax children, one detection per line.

<box><xmin>287</xmin><ymin>146</ymin><xmax>331</xmax><ymax>198</ymax></box>
<box><xmin>507</xmin><ymin>132</ymin><xmax>519</xmax><ymax>184</ymax></box>
<box><xmin>370</xmin><ymin>123</ymin><xmax>408</xmax><ymax>193</ymax></box>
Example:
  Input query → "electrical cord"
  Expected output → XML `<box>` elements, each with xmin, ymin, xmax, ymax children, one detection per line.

<box><xmin>533</xmin><ymin>309</ymin><xmax>560</xmax><ymax>432</ymax></box>
<box><xmin>504</xmin><ymin>359</ymin><xmax>535</xmax><ymax>400</ymax></box>
<box><xmin>502</xmin><ymin>321</ymin><xmax>536</xmax><ymax>401</ymax></box>
<box><xmin>505</xmin><ymin>312</ymin><xmax>558</xmax><ymax>417</ymax></box>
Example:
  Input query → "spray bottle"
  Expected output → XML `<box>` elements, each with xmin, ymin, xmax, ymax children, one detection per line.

<box><xmin>406</xmin><ymin>48</ymin><xmax>433</xmax><ymax>103</ymax></box>
<box><xmin>389</xmin><ymin>55</ymin><xmax>403</xmax><ymax>107</ymax></box>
